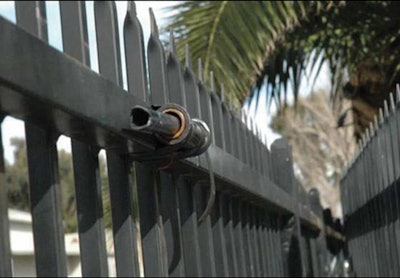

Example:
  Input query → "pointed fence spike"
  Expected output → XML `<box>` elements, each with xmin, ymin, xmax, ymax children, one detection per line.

<box><xmin>264</xmin><ymin>134</ymin><xmax>269</xmax><ymax>147</ymax></box>
<box><xmin>185</xmin><ymin>44</ymin><xmax>191</xmax><ymax>68</ymax></box>
<box><xmin>384</xmin><ymin>99</ymin><xmax>390</xmax><ymax>117</ymax></box>
<box><xmin>353</xmin><ymin>145</ymin><xmax>358</xmax><ymax>160</ymax></box>
<box><xmin>198</xmin><ymin>58</ymin><xmax>203</xmax><ymax>82</ymax></box>
<box><xmin>390</xmin><ymin>92</ymin><xmax>396</xmax><ymax>112</ymax></box>
<box><xmin>242</xmin><ymin>109</ymin><xmax>247</xmax><ymax>124</ymax></box>
<box><xmin>359</xmin><ymin>140</ymin><xmax>364</xmax><ymax>152</ymax></box>
<box><xmin>169</xmin><ymin>28</ymin><xmax>176</xmax><ymax>53</ymax></box>
<box><xmin>362</xmin><ymin>132</ymin><xmax>368</xmax><ymax>148</ymax></box>
<box><xmin>127</xmin><ymin>1</ymin><xmax>136</xmax><ymax>17</ymax></box>
<box><xmin>374</xmin><ymin>115</ymin><xmax>379</xmax><ymax>131</ymax></box>
<box><xmin>366</xmin><ymin>128</ymin><xmax>370</xmax><ymax>143</ymax></box>
<box><xmin>149</xmin><ymin>8</ymin><xmax>159</xmax><ymax>37</ymax></box>
<box><xmin>210</xmin><ymin>71</ymin><xmax>215</xmax><ymax>93</ymax></box>
<box><xmin>256</xmin><ymin>126</ymin><xmax>260</xmax><ymax>136</ymax></box>
<box><xmin>221</xmin><ymin>83</ymin><xmax>225</xmax><ymax>103</ymax></box>
<box><xmin>396</xmin><ymin>84</ymin><xmax>400</xmax><ymax>103</ymax></box>
<box><xmin>354</xmin><ymin>144</ymin><xmax>359</xmax><ymax>157</ymax></box>
<box><xmin>369</xmin><ymin>121</ymin><xmax>374</xmax><ymax>137</ymax></box>
<box><xmin>379</xmin><ymin>108</ymin><xmax>384</xmax><ymax>124</ymax></box>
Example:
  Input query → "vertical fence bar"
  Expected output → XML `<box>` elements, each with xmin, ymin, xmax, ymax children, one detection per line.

<box><xmin>346</xmin><ymin>155</ymin><xmax>357</xmax><ymax>275</ymax></box>
<box><xmin>272</xmin><ymin>215</ymin><xmax>285</xmax><ymax>277</ymax></box>
<box><xmin>59</xmin><ymin>2</ymin><xmax>110</xmax><ymax>276</ymax></box>
<box><xmin>161</xmin><ymin>29</ymin><xmax>188</xmax><ymax>277</ymax></box>
<box><xmin>221</xmin><ymin>193</ymin><xmax>239</xmax><ymax>277</ymax></box>
<box><xmin>124</xmin><ymin>1</ymin><xmax>148</xmax><ymax>103</ymax></box>
<box><xmin>365</xmin><ymin>132</ymin><xmax>376</xmax><ymax>277</ymax></box>
<box><xmin>371</xmin><ymin>120</ymin><xmax>386</xmax><ymax>277</ymax></box>
<box><xmin>179</xmin><ymin>45</ymin><xmax>203</xmax><ymax>277</ymax></box>
<box><xmin>354</xmin><ymin>143</ymin><xmax>364</xmax><ymax>277</ymax></box>
<box><xmin>241</xmin><ymin>202</ymin><xmax>255</xmax><ymax>276</ymax></box>
<box><xmin>377</xmin><ymin>109</ymin><xmax>393</xmax><ymax>277</ymax></box>
<box><xmin>209</xmin><ymin>76</ymin><xmax>225</xmax><ymax>151</ymax></box>
<box><xmin>254</xmin><ymin>208</ymin><xmax>267</xmax><ymax>276</ymax></box>
<box><xmin>355</xmin><ymin>143</ymin><xmax>364</xmax><ymax>277</ymax></box>
<box><xmin>94</xmin><ymin>2</ymin><xmax>140</xmax><ymax>276</ymax></box>
<box><xmin>308</xmin><ymin>189</ymin><xmax>328</xmax><ymax>276</ymax></box>
<box><xmin>358</xmin><ymin>137</ymin><xmax>370</xmax><ymax>277</ymax></box>
<box><xmin>178</xmin><ymin>177</ymin><xmax>202</xmax><ymax>277</ymax></box>
<box><xmin>383</xmin><ymin>101</ymin><xmax>400</xmax><ymax>276</ymax></box>
<box><xmin>207</xmin><ymin>76</ymin><xmax>231</xmax><ymax>277</ymax></box>
<box><xmin>244</xmin><ymin>115</ymin><xmax>255</xmax><ymax>170</ymax></box>
<box><xmin>0</xmin><ymin>116</ymin><xmax>12</xmax><ymax>277</ymax></box>
<box><xmin>220</xmin><ymin>86</ymin><xmax>233</xmax><ymax>155</ymax></box>
<box><xmin>124</xmin><ymin>4</ymin><xmax>166</xmax><ymax>277</ymax></box>
<box><xmin>233</xmin><ymin>115</ymin><xmax>244</xmax><ymax>162</ymax></box>
<box><xmin>391</xmin><ymin>92</ymin><xmax>400</xmax><ymax>272</ymax></box>
<box><xmin>127</xmin><ymin>7</ymin><xmax>169</xmax><ymax>277</ymax></box>
<box><xmin>256</xmin><ymin>129</ymin><xmax>266</xmax><ymax>177</ymax></box>
<box><xmin>198</xmin><ymin>61</ymin><xmax>215</xmax><ymax>145</ymax></box>
<box><xmin>231</xmin><ymin>198</ymin><xmax>247</xmax><ymax>276</ymax></box>
<box><xmin>239</xmin><ymin>113</ymin><xmax>250</xmax><ymax>165</ymax></box>
<box><xmin>195</xmin><ymin>60</ymin><xmax>217</xmax><ymax>277</ymax></box>
<box><xmin>261</xmin><ymin>212</ymin><xmax>274</xmax><ymax>277</ymax></box>
<box><xmin>249</xmin><ymin>205</ymin><xmax>262</xmax><ymax>277</ymax></box>
<box><xmin>250</xmin><ymin>121</ymin><xmax>262</xmax><ymax>174</ymax></box>
<box><xmin>277</xmin><ymin>216</ymin><xmax>286</xmax><ymax>276</ymax></box>
<box><xmin>210</xmin><ymin>192</ymin><xmax>229</xmax><ymax>277</ymax></box>
<box><xmin>15</xmin><ymin>2</ymin><xmax>68</xmax><ymax>276</ymax></box>
<box><xmin>367</xmin><ymin>129</ymin><xmax>381</xmax><ymax>277</ymax></box>
<box><xmin>309</xmin><ymin>236</ymin><xmax>319</xmax><ymax>277</ymax></box>
<box><xmin>193</xmin><ymin>184</ymin><xmax>217</xmax><ymax>277</ymax></box>
<box><xmin>271</xmin><ymin>138</ymin><xmax>306</xmax><ymax>276</ymax></box>
<box><xmin>267</xmin><ymin>214</ymin><xmax>279</xmax><ymax>277</ymax></box>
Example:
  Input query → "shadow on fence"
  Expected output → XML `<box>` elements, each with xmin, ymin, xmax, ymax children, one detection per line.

<box><xmin>341</xmin><ymin>89</ymin><xmax>400</xmax><ymax>277</ymax></box>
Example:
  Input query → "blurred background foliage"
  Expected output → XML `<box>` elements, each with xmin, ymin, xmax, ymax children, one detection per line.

<box><xmin>6</xmin><ymin>137</ymin><xmax>111</xmax><ymax>232</ymax></box>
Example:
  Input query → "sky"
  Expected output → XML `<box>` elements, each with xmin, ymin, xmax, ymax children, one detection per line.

<box><xmin>0</xmin><ymin>1</ymin><xmax>331</xmax><ymax>164</ymax></box>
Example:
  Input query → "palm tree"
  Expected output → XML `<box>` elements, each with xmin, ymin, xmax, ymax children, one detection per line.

<box><xmin>163</xmin><ymin>1</ymin><xmax>400</xmax><ymax>141</ymax></box>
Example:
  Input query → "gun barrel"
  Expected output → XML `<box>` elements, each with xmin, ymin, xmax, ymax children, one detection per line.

<box><xmin>130</xmin><ymin>105</ymin><xmax>181</xmax><ymax>139</ymax></box>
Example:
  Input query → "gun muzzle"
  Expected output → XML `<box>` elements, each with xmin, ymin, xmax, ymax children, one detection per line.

<box><xmin>130</xmin><ymin>106</ymin><xmax>181</xmax><ymax>139</ymax></box>
<box><xmin>130</xmin><ymin>103</ymin><xmax>211</xmax><ymax>160</ymax></box>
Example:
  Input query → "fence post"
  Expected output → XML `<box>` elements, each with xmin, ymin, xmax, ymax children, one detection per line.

<box><xmin>271</xmin><ymin>138</ymin><xmax>307</xmax><ymax>277</ymax></box>
<box><xmin>15</xmin><ymin>2</ymin><xmax>68</xmax><ymax>276</ymax></box>
<box><xmin>309</xmin><ymin>188</ymin><xmax>329</xmax><ymax>277</ymax></box>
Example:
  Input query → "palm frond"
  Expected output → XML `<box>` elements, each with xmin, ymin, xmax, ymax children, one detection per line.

<box><xmin>162</xmin><ymin>1</ymin><xmax>400</xmax><ymax>110</ymax></box>
<box><xmin>162</xmin><ymin>1</ymin><xmax>315</xmax><ymax>108</ymax></box>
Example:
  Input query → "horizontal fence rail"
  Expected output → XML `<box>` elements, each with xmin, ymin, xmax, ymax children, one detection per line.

<box><xmin>341</xmin><ymin>89</ymin><xmax>400</xmax><ymax>277</ymax></box>
<box><xmin>0</xmin><ymin>1</ymin><xmax>342</xmax><ymax>277</ymax></box>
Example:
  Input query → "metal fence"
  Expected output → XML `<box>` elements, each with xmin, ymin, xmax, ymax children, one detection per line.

<box><xmin>340</xmin><ymin>89</ymin><xmax>400</xmax><ymax>277</ymax></box>
<box><xmin>0</xmin><ymin>1</ymin><xmax>341</xmax><ymax>277</ymax></box>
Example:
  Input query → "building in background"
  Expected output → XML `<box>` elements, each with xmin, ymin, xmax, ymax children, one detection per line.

<box><xmin>8</xmin><ymin>209</ymin><xmax>116</xmax><ymax>277</ymax></box>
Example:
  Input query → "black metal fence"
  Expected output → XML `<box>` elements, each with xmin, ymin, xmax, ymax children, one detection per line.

<box><xmin>0</xmin><ymin>1</ymin><xmax>341</xmax><ymax>277</ymax></box>
<box><xmin>340</xmin><ymin>89</ymin><xmax>400</xmax><ymax>277</ymax></box>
